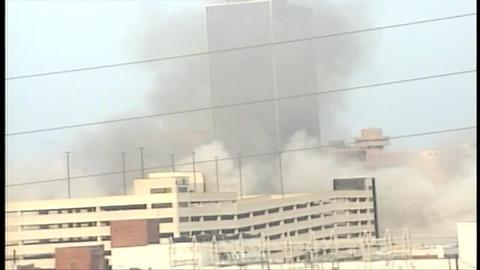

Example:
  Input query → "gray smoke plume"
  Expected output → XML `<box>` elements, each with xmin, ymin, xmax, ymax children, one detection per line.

<box><xmin>279</xmin><ymin>130</ymin><xmax>476</xmax><ymax>240</ymax></box>
<box><xmin>141</xmin><ymin>0</ymin><xmax>375</xmax><ymax>193</ymax></box>
<box><xmin>8</xmin><ymin>0</ymin><xmax>375</xmax><ymax>199</ymax></box>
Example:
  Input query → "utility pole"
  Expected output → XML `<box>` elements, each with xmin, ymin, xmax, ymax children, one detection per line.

<box><xmin>122</xmin><ymin>152</ymin><xmax>126</xmax><ymax>195</ymax></box>
<box><xmin>238</xmin><ymin>153</ymin><xmax>243</xmax><ymax>198</ymax></box>
<box><xmin>139</xmin><ymin>147</ymin><xmax>145</xmax><ymax>178</ymax></box>
<box><xmin>279</xmin><ymin>152</ymin><xmax>284</xmax><ymax>196</ymax></box>
<box><xmin>171</xmin><ymin>154</ymin><xmax>176</xmax><ymax>172</ymax></box>
<box><xmin>66</xmin><ymin>151</ymin><xmax>71</xmax><ymax>198</ymax></box>
<box><xmin>192</xmin><ymin>152</ymin><xmax>196</xmax><ymax>191</ymax></box>
<box><xmin>215</xmin><ymin>156</ymin><xmax>219</xmax><ymax>192</ymax></box>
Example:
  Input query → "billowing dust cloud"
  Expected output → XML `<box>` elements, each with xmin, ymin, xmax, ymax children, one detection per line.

<box><xmin>7</xmin><ymin>1</ymin><xmax>475</xmax><ymax>238</ymax></box>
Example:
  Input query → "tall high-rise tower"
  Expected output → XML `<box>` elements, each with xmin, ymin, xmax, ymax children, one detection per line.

<box><xmin>205</xmin><ymin>0</ymin><xmax>320</xmax><ymax>155</ymax></box>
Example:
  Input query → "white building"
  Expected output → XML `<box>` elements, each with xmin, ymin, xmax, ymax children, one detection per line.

<box><xmin>457</xmin><ymin>221</ymin><xmax>476</xmax><ymax>269</ymax></box>
<box><xmin>6</xmin><ymin>172</ymin><xmax>378</xmax><ymax>269</ymax></box>
<box><xmin>111</xmin><ymin>230</ymin><xmax>461</xmax><ymax>270</ymax></box>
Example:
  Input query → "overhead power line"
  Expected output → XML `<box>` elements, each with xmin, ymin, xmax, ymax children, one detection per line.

<box><xmin>5</xmin><ymin>126</ymin><xmax>476</xmax><ymax>188</ymax></box>
<box><xmin>5</xmin><ymin>69</ymin><xmax>476</xmax><ymax>136</ymax></box>
<box><xmin>5</xmin><ymin>13</ymin><xmax>476</xmax><ymax>81</ymax></box>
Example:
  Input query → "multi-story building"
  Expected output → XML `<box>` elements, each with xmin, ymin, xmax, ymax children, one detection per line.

<box><xmin>205</xmin><ymin>0</ymin><xmax>320</xmax><ymax>154</ymax></box>
<box><xmin>6</xmin><ymin>172</ymin><xmax>378</xmax><ymax>269</ymax></box>
<box><xmin>333</xmin><ymin>128</ymin><xmax>415</xmax><ymax>168</ymax></box>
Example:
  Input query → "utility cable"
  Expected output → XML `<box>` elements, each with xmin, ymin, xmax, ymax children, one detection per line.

<box><xmin>5</xmin><ymin>126</ymin><xmax>476</xmax><ymax>188</ymax></box>
<box><xmin>5</xmin><ymin>13</ymin><xmax>476</xmax><ymax>81</ymax></box>
<box><xmin>5</xmin><ymin>69</ymin><xmax>476</xmax><ymax>136</ymax></box>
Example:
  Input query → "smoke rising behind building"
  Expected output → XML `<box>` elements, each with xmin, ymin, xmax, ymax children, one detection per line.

<box><xmin>5</xmin><ymin>0</ymin><xmax>476</xmax><ymax>240</ymax></box>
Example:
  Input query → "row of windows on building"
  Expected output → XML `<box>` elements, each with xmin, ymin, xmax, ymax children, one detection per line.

<box><xmin>7</xmin><ymin>195</ymin><xmax>372</xmax><ymax>217</ymax></box>
<box><xmin>10</xmin><ymin>205</ymin><xmax>373</xmax><ymax>233</ymax></box>
<box><xmin>5</xmin><ymin>250</ymin><xmax>113</xmax><ymax>261</ymax></box>
<box><xmin>179</xmin><ymin>219</ymin><xmax>375</xmax><ymax>240</ymax></box>
<box><xmin>180</xmin><ymin>208</ymin><xmax>374</xmax><ymax>223</ymax></box>
<box><xmin>8</xmin><ymin>216</ymin><xmax>375</xmax><ymax>248</ymax></box>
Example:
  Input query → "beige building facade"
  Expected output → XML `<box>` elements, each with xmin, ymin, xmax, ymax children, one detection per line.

<box><xmin>6</xmin><ymin>172</ymin><xmax>377</xmax><ymax>269</ymax></box>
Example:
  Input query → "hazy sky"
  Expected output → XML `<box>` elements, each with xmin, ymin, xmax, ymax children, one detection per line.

<box><xmin>6</xmin><ymin>0</ymin><xmax>476</xmax><ymax>190</ymax></box>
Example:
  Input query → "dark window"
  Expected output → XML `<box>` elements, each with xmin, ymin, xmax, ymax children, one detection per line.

<box><xmin>150</xmin><ymin>188</ymin><xmax>171</xmax><ymax>194</ymax></box>
<box><xmin>204</xmin><ymin>216</ymin><xmax>218</xmax><ymax>221</ymax></box>
<box><xmin>152</xmin><ymin>203</ymin><xmax>172</xmax><ymax>209</ymax></box>
<box><xmin>158</xmin><ymin>217</ymin><xmax>173</xmax><ymax>223</ymax></box>
<box><xmin>312</xmin><ymin>226</ymin><xmax>322</xmax><ymax>231</ymax></box>
<box><xmin>179</xmin><ymin>217</ymin><xmax>189</xmax><ymax>222</ymax></box>
<box><xmin>100</xmin><ymin>236</ymin><xmax>111</xmax><ymax>241</ymax></box>
<box><xmin>268</xmin><ymin>208</ymin><xmax>279</xmax><ymax>214</ymax></box>
<box><xmin>159</xmin><ymin>232</ymin><xmax>174</xmax><ymax>238</ymax></box>
<box><xmin>238</xmin><ymin>226</ymin><xmax>250</xmax><ymax>232</ymax></box>
<box><xmin>191</xmin><ymin>216</ymin><xmax>201</xmax><ymax>222</ymax></box>
<box><xmin>269</xmin><ymin>234</ymin><xmax>281</xmax><ymax>240</ymax></box>
<box><xmin>221</xmin><ymin>215</ymin><xmax>235</xmax><ymax>220</ymax></box>
<box><xmin>253</xmin><ymin>224</ymin><xmax>266</xmax><ymax>230</ymax></box>
<box><xmin>176</xmin><ymin>177</ymin><xmax>189</xmax><ymax>185</ymax></box>
<box><xmin>253</xmin><ymin>210</ymin><xmax>265</xmax><ymax>216</ymax></box>
<box><xmin>296</xmin><ymin>203</ymin><xmax>307</xmax><ymax>209</ymax></box>
<box><xmin>333</xmin><ymin>178</ymin><xmax>365</xmax><ymax>191</ymax></box>
<box><xmin>100</xmin><ymin>204</ymin><xmax>146</xmax><ymax>211</ymax></box>
<box><xmin>284</xmin><ymin>218</ymin><xmax>295</xmax><ymax>224</ymax></box>
<box><xmin>238</xmin><ymin>213</ymin><xmax>250</xmax><ymax>219</ymax></box>
<box><xmin>298</xmin><ymin>228</ymin><xmax>308</xmax><ymax>235</ymax></box>
<box><xmin>359</xmin><ymin>198</ymin><xmax>367</xmax><ymax>202</ymax></box>
<box><xmin>283</xmin><ymin>205</ymin><xmax>294</xmax><ymax>211</ymax></box>
<box><xmin>177</xmin><ymin>187</ymin><xmax>188</xmax><ymax>193</ymax></box>
<box><xmin>311</xmin><ymin>214</ymin><xmax>321</xmax><ymax>219</ymax></box>
<box><xmin>269</xmin><ymin>221</ymin><xmax>280</xmax><ymax>227</ymax></box>
<box><xmin>297</xmin><ymin>216</ymin><xmax>308</xmax><ymax>222</ymax></box>
<box><xmin>222</xmin><ymin>229</ymin><xmax>235</xmax><ymax>234</ymax></box>
<box><xmin>289</xmin><ymin>231</ymin><xmax>296</xmax><ymax>236</ymax></box>
<box><xmin>178</xmin><ymin>202</ymin><xmax>188</xmax><ymax>208</ymax></box>
<box><xmin>23</xmin><ymin>253</ymin><xmax>54</xmax><ymax>260</ymax></box>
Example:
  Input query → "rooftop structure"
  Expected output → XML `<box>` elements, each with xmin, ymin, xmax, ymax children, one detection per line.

<box><xmin>6</xmin><ymin>172</ymin><xmax>377</xmax><ymax>269</ymax></box>
<box><xmin>111</xmin><ymin>229</ymin><xmax>463</xmax><ymax>270</ymax></box>
<box><xmin>333</xmin><ymin>128</ymin><xmax>414</xmax><ymax>168</ymax></box>
<box><xmin>354</xmin><ymin>128</ymin><xmax>390</xmax><ymax>150</ymax></box>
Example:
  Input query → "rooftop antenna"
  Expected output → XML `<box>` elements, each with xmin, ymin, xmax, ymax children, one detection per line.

<box><xmin>65</xmin><ymin>151</ymin><xmax>71</xmax><ymax>198</ymax></box>
<box><xmin>215</xmin><ymin>156</ymin><xmax>219</xmax><ymax>192</ymax></box>
<box><xmin>139</xmin><ymin>147</ymin><xmax>145</xmax><ymax>178</ymax></box>
<box><xmin>211</xmin><ymin>234</ymin><xmax>218</xmax><ymax>266</ymax></box>
<box><xmin>278</xmin><ymin>152</ymin><xmax>284</xmax><ymax>196</ymax></box>
<box><xmin>171</xmin><ymin>154</ymin><xmax>175</xmax><ymax>172</ymax></box>
<box><xmin>238</xmin><ymin>153</ymin><xmax>243</xmax><ymax>198</ymax></box>
<box><xmin>192</xmin><ymin>152</ymin><xmax>197</xmax><ymax>191</ymax></box>
<box><xmin>121</xmin><ymin>152</ymin><xmax>126</xmax><ymax>195</ymax></box>
<box><xmin>192</xmin><ymin>235</ymin><xmax>197</xmax><ymax>270</ymax></box>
